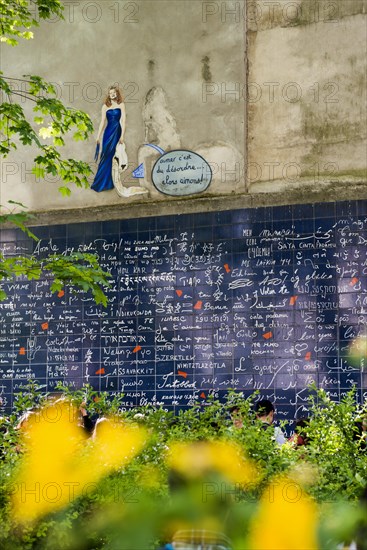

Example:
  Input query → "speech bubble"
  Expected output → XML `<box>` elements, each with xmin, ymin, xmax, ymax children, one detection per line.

<box><xmin>151</xmin><ymin>149</ymin><xmax>212</xmax><ymax>196</ymax></box>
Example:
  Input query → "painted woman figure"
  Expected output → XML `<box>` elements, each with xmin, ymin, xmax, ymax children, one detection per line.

<box><xmin>91</xmin><ymin>85</ymin><xmax>126</xmax><ymax>192</ymax></box>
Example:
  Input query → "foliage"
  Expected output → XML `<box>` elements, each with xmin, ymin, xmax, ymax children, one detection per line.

<box><xmin>0</xmin><ymin>1</ymin><xmax>93</xmax><ymax>193</ymax></box>
<box><xmin>0</xmin><ymin>202</ymin><xmax>111</xmax><ymax>305</ymax></box>
<box><xmin>0</xmin><ymin>0</ymin><xmax>64</xmax><ymax>46</ymax></box>
<box><xmin>0</xmin><ymin>3</ymin><xmax>111</xmax><ymax>305</ymax></box>
<box><xmin>0</xmin><ymin>383</ymin><xmax>366</xmax><ymax>549</ymax></box>
<box><xmin>301</xmin><ymin>384</ymin><xmax>367</xmax><ymax>503</ymax></box>
<box><xmin>54</xmin><ymin>383</ymin><xmax>126</xmax><ymax>419</ymax></box>
<box><xmin>0</xmin><ymin>72</ymin><xmax>94</xmax><ymax>194</ymax></box>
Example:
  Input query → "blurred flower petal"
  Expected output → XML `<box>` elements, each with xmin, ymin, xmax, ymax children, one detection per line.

<box><xmin>167</xmin><ymin>440</ymin><xmax>259</xmax><ymax>485</ymax></box>
<box><xmin>248</xmin><ymin>476</ymin><xmax>318</xmax><ymax>550</ymax></box>
<box><xmin>11</xmin><ymin>402</ymin><xmax>146</xmax><ymax>523</ymax></box>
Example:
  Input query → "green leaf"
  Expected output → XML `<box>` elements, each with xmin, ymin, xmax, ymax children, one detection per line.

<box><xmin>32</xmin><ymin>166</ymin><xmax>45</xmax><ymax>179</ymax></box>
<box><xmin>58</xmin><ymin>186</ymin><xmax>71</xmax><ymax>197</ymax></box>
<box><xmin>53</xmin><ymin>136</ymin><xmax>64</xmax><ymax>146</ymax></box>
<box><xmin>73</xmin><ymin>131</ymin><xmax>84</xmax><ymax>142</ymax></box>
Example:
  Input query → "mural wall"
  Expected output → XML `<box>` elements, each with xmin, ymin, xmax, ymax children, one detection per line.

<box><xmin>1</xmin><ymin>0</ymin><xmax>245</xmax><ymax>211</ymax></box>
<box><xmin>1</xmin><ymin>201</ymin><xmax>367</xmax><ymax>423</ymax></box>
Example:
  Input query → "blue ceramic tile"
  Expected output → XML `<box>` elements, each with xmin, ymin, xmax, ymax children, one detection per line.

<box><xmin>0</xmin><ymin>228</ymin><xmax>18</xmax><ymax>241</ymax></box>
<box><xmin>193</xmin><ymin>226</ymin><xmax>213</xmax><ymax>241</ymax></box>
<box><xmin>336</xmin><ymin>201</ymin><xmax>357</xmax><ymax>218</ymax></box>
<box><xmin>85</xmin><ymin>222</ymin><xmax>102</xmax><ymax>238</ymax></box>
<box><xmin>193</xmin><ymin>211</ymin><xmax>214</xmax><ymax>227</ymax></box>
<box><xmin>120</xmin><ymin>218</ymin><xmax>138</xmax><ymax>233</ymax></box>
<box><xmin>232</xmin><ymin>221</ymin><xmax>253</xmax><ymax>239</ymax></box>
<box><xmin>357</xmin><ymin>200</ymin><xmax>367</xmax><ymax>216</ymax></box>
<box><xmin>137</xmin><ymin>216</ymin><xmax>156</xmax><ymax>232</ymax></box>
<box><xmin>215</xmin><ymin>225</ymin><xmax>233</xmax><ymax>239</ymax></box>
<box><xmin>314</xmin><ymin>201</ymin><xmax>335</xmax><ymax>218</ymax></box>
<box><xmin>293</xmin><ymin>218</ymin><xmax>314</xmax><ymax>235</ymax></box>
<box><xmin>29</xmin><ymin>225</ymin><xmax>49</xmax><ymax>239</ymax></box>
<box><xmin>272</xmin><ymin>205</ymin><xmax>293</xmax><ymax>221</ymax></box>
<box><xmin>216</xmin><ymin>210</ymin><xmax>234</xmax><ymax>224</ymax></box>
<box><xmin>292</xmin><ymin>203</ymin><xmax>315</xmax><ymax>220</ymax></box>
<box><xmin>101</xmin><ymin>219</ymin><xmax>120</xmax><ymax>235</ymax></box>
<box><xmin>230</xmin><ymin>209</ymin><xmax>251</xmax><ymax>224</ymax></box>
<box><xmin>157</xmin><ymin>214</ymin><xmax>175</xmax><ymax>230</ymax></box>
<box><xmin>175</xmin><ymin>212</ymin><xmax>194</xmax><ymax>229</ymax></box>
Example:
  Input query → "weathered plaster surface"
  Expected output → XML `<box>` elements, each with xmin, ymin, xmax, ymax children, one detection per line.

<box><xmin>248</xmin><ymin>1</ymin><xmax>367</xmax><ymax>192</ymax></box>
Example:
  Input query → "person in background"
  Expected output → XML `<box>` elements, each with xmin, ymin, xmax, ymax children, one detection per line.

<box><xmin>156</xmin><ymin>467</ymin><xmax>233</xmax><ymax>550</ymax></box>
<box><xmin>229</xmin><ymin>405</ymin><xmax>244</xmax><ymax>429</ymax></box>
<box><xmin>79</xmin><ymin>402</ymin><xmax>98</xmax><ymax>436</ymax></box>
<box><xmin>255</xmin><ymin>399</ymin><xmax>286</xmax><ymax>446</ymax></box>
<box><xmin>353</xmin><ymin>415</ymin><xmax>367</xmax><ymax>452</ymax></box>
<box><xmin>289</xmin><ymin>418</ymin><xmax>309</xmax><ymax>447</ymax></box>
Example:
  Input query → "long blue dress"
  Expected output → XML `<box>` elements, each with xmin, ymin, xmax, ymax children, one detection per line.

<box><xmin>91</xmin><ymin>108</ymin><xmax>122</xmax><ymax>192</ymax></box>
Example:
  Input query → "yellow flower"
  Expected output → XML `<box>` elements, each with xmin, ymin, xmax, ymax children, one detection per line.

<box><xmin>91</xmin><ymin>417</ymin><xmax>145</xmax><ymax>470</ymax></box>
<box><xmin>167</xmin><ymin>440</ymin><xmax>258</xmax><ymax>486</ymax></box>
<box><xmin>11</xmin><ymin>401</ymin><xmax>146</xmax><ymax>523</ymax></box>
<box><xmin>248</xmin><ymin>476</ymin><xmax>319</xmax><ymax>550</ymax></box>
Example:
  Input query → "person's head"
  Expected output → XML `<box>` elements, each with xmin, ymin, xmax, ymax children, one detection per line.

<box><xmin>229</xmin><ymin>406</ymin><xmax>243</xmax><ymax>429</ymax></box>
<box><xmin>255</xmin><ymin>400</ymin><xmax>275</xmax><ymax>424</ymax></box>
<box><xmin>105</xmin><ymin>85</ymin><xmax>123</xmax><ymax>106</ymax></box>
<box><xmin>295</xmin><ymin>418</ymin><xmax>309</xmax><ymax>430</ymax></box>
<box><xmin>16</xmin><ymin>410</ymin><xmax>35</xmax><ymax>431</ymax></box>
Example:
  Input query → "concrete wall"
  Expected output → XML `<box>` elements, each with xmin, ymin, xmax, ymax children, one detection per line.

<box><xmin>1</xmin><ymin>0</ymin><xmax>366</xmax><ymax>224</ymax></box>
<box><xmin>248</xmin><ymin>0</ymin><xmax>367</xmax><ymax>195</ymax></box>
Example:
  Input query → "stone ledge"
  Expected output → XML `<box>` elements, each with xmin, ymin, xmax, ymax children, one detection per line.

<box><xmin>17</xmin><ymin>180</ymin><xmax>367</xmax><ymax>227</ymax></box>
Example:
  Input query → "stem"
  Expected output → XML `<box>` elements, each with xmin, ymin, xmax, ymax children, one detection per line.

<box><xmin>8</xmin><ymin>91</ymin><xmax>38</xmax><ymax>103</ymax></box>
<box><xmin>1</xmin><ymin>76</ymin><xmax>34</xmax><ymax>83</ymax></box>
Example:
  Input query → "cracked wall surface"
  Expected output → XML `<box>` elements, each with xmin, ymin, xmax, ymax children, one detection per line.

<box><xmin>248</xmin><ymin>0</ymin><xmax>367</xmax><ymax>195</ymax></box>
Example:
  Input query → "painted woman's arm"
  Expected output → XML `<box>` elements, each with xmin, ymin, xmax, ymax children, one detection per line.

<box><xmin>96</xmin><ymin>105</ymin><xmax>107</xmax><ymax>143</ymax></box>
<box><xmin>119</xmin><ymin>102</ymin><xmax>126</xmax><ymax>143</ymax></box>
